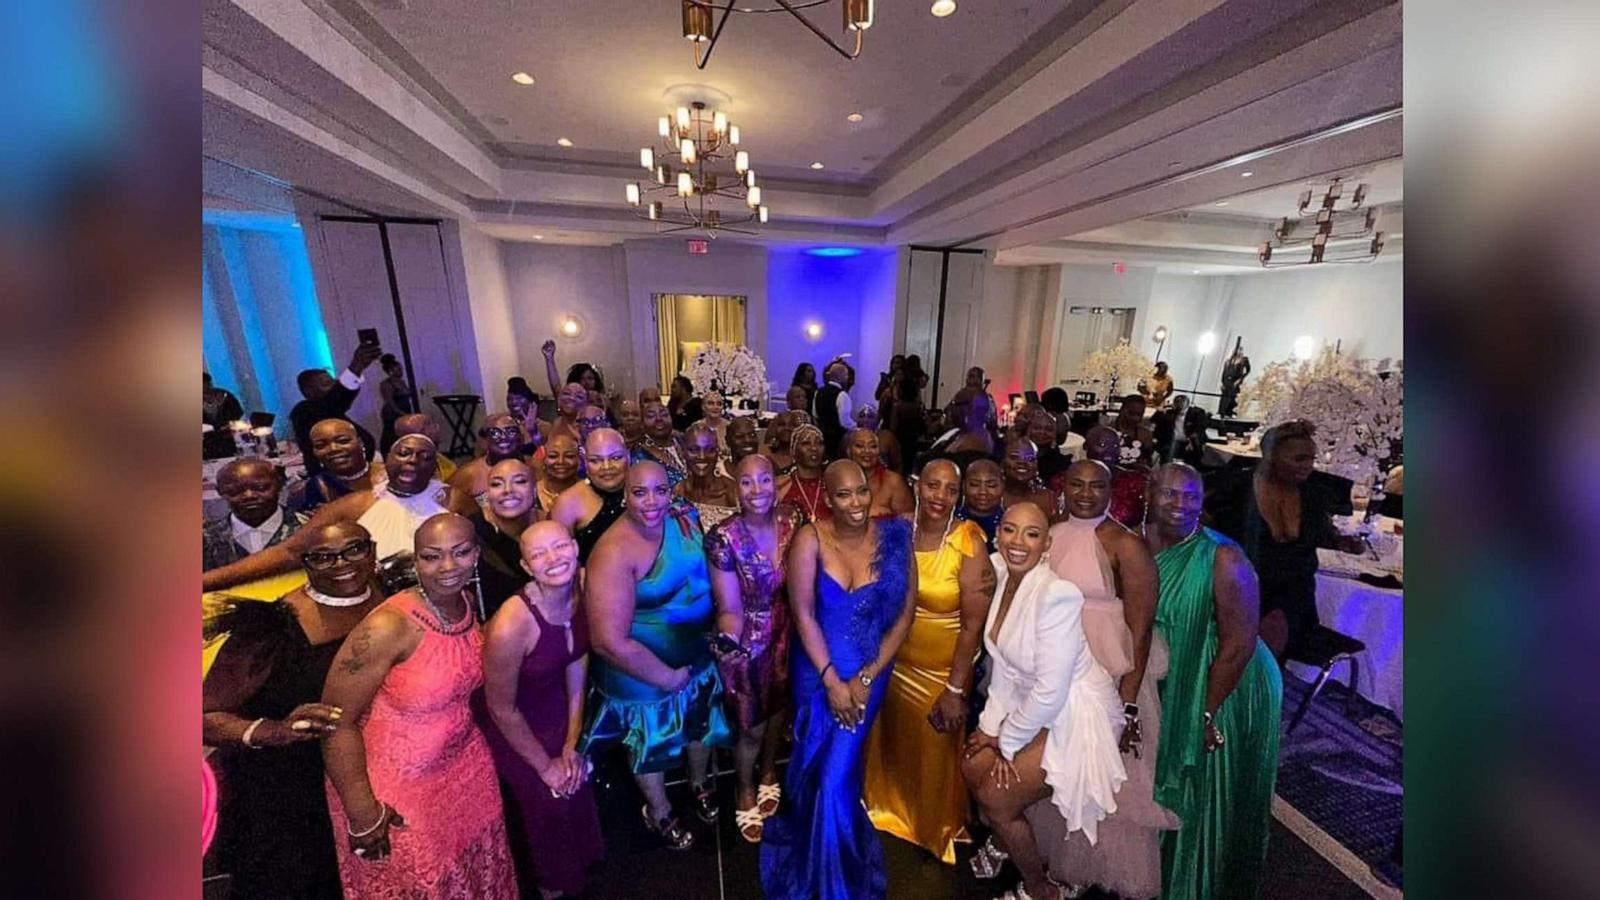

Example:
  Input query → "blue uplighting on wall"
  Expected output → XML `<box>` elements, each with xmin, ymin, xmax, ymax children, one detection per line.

<box><xmin>805</xmin><ymin>246</ymin><xmax>865</xmax><ymax>257</ymax></box>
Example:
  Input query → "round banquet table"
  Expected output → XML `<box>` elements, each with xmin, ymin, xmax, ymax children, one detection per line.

<box><xmin>1285</xmin><ymin>564</ymin><xmax>1404</xmax><ymax>720</ymax></box>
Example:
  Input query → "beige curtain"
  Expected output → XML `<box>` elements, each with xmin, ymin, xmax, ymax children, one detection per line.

<box><xmin>656</xmin><ymin>294</ymin><xmax>679</xmax><ymax>391</ymax></box>
<box><xmin>708</xmin><ymin>295</ymin><xmax>746</xmax><ymax>345</ymax></box>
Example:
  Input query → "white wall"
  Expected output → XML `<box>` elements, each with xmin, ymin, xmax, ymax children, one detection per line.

<box><xmin>451</xmin><ymin>222</ymin><xmax>516</xmax><ymax>414</ymax></box>
<box><xmin>623</xmin><ymin>240</ymin><xmax>769</xmax><ymax>396</ymax></box>
<box><xmin>856</xmin><ymin>247</ymin><xmax>908</xmax><ymax>409</ymax></box>
<box><xmin>1214</xmin><ymin>261</ymin><xmax>1403</xmax><ymax>371</ymax></box>
<box><xmin>1144</xmin><ymin>273</ymin><xmax>1227</xmax><ymax>392</ymax></box>
<box><xmin>975</xmin><ymin>263</ymin><xmax>1059</xmax><ymax>400</ymax></box>
<box><xmin>500</xmin><ymin>242</ymin><xmax>633</xmax><ymax>397</ymax></box>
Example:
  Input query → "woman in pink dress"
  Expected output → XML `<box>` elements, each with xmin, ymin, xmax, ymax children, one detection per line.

<box><xmin>321</xmin><ymin>513</ymin><xmax>517</xmax><ymax>899</ymax></box>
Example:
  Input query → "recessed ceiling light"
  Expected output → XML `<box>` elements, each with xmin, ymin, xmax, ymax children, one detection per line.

<box><xmin>1215</xmin><ymin>201</ymin><xmax>1229</xmax><ymax>207</ymax></box>
<box><xmin>811</xmin><ymin>162</ymin><xmax>825</xmax><ymax>170</ymax></box>
<box><xmin>1240</xmin><ymin>171</ymin><xmax>1254</xmax><ymax>177</ymax></box>
<box><xmin>846</xmin><ymin>112</ymin><xmax>864</xmax><ymax>123</ymax></box>
<box><xmin>556</xmin><ymin>137</ymin><xmax>573</xmax><ymax>147</ymax></box>
<box><xmin>931</xmin><ymin>0</ymin><xmax>957</xmax><ymax>17</ymax></box>
<box><xmin>511</xmin><ymin>72</ymin><xmax>535</xmax><ymax>86</ymax></box>
<box><xmin>534</xmin><ymin>234</ymin><xmax>544</xmax><ymax>240</ymax></box>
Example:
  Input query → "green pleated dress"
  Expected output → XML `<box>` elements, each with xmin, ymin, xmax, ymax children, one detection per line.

<box><xmin>1153</xmin><ymin>528</ymin><xmax>1282</xmax><ymax>900</ymax></box>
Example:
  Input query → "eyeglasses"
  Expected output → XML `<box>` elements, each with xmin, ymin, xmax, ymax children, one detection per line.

<box><xmin>485</xmin><ymin>426</ymin><xmax>521</xmax><ymax>441</ymax></box>
<box><xmin>302</xmin><ymin>540</ymin><xmax>375</xmax><ymax>569</ymax></box>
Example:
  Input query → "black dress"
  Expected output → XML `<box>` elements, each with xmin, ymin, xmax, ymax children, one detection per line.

<box><xmin>207</xmin><ymin>601</ymin><xmax>343</xmax><ymax>899</ymax></box>
<box><xmin>1205</xmin><ymin>469</ymin><xmax>1344</xmax><ymax>657</ymax></box>
<box><xmin>473</xmin><ymin>513</ymin><xmax>529</xmax><ymax>621</ymax></box>
<box><xmin>573</xmin><ymin>484</ymin><xmax>626</xmax><ymax>564</ymax></box>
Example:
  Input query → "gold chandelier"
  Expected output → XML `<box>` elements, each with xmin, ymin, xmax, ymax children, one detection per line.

<box><xmin>681</xmin><ymin>0</ymin><xmax>874</xmax><ymax>69</ymax></box>
<box><xmin>624</xmin><ymin>101</ymin><xmax>768</xmax><ymax>237</ymax></box>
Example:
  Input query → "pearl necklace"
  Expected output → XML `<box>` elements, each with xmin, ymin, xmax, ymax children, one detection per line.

<box><xmin>306</xmin><ymin>585</ymin><xmax>371</xmax><ymax>608</ymax></box>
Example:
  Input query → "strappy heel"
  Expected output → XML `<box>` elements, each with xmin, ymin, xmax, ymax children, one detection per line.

<box><xmin>640</xmin><ymin>804</ymin><xmax>695</xmax><ymax>851</ymax></box>
<box><xmin>970</xmin><ymin>836</ymin><xmax>1009</xmax><ymax>879</ymax></box>
<box><xmin>756</xmin><ymin>780</ymin><xmax>782</xmax><ymax>817</ymax></box>
<box><xmin>735</xmin><ymin>804</ymin><xmax>764</xmax><ymax>843</ymax></box>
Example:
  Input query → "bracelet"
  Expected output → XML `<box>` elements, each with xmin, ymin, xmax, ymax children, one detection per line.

<box><xmin>347</xmin><ymin>803</ymin><xmax>390</xmax><ymax>838</ymax></box>
<box><xmin>944</xmin><ymin>680</ymin><xmax>966</xmax><ymax>696</ymax></box>
<box><xmin>241</xmin><ymin>718</ymin><xmax>266</xmax><ymax>749</ymax></box>
<box><xmin>820</xmin><ymin>662</ymin><xmax>835</xmax><ymax>681</ymax></box>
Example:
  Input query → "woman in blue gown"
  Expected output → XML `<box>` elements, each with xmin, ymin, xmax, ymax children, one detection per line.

<box><xmin>761</xmin><ymin>460</ymin><xmax>918</xmax><ymax>900</ymax></box>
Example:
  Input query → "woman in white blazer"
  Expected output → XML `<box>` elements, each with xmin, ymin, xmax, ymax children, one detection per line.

<box><xmin>961</xmin><ymin>502</ymin><xmax>1127</xmax><ymax>900</ymax></box>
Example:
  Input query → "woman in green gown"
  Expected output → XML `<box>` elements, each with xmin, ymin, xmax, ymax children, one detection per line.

<box><xmin>1143</xmin><ymin>464</ymin><xmax>1282</xmax><ymax>900</ymax></box>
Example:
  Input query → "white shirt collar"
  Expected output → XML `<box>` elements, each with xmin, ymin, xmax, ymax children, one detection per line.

<box><xmin>230</xmin><ymin>506</ymin><xmax>285</xmax><ymax>554</ymax></box>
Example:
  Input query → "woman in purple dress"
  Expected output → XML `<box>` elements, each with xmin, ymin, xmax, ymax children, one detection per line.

<box><xmin>705</xmin><ymin>454</ymin><xmax>805</xmax><ymax>842</ymax></box>
<box><xmin>481</xmin><ymin>520</ymin><xmax>603</xmax><ymax>898</ymax></box>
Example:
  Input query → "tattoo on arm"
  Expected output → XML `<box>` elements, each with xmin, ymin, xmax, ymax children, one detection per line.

<box><xmin>978</xmin><ymin>564</ymin><xmax>998</xmax><ymax>597</ymax></box>
<box><xmin>338</xmin><ymin>624</ymin><xmax>374</xmax><ymax>675</ymax></box>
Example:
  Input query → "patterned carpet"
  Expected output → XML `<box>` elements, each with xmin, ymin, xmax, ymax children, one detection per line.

<box><xmin>1275</xmin><ymin>670</ymin><xmax>1404</xmax><ymax>892</ymax></box>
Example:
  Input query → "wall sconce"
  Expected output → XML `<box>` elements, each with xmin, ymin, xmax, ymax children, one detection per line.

<box><xmin>1197</xmin><ymin>331</ymin><xmax>1217</xmax><ymax>355</ymax></box>
<box><xmin>559</xmin><ymin>315</ymin><xmax>583</xmax><ymax>339</ymax></box>
<box><xmin>804</xmin><ymin>321</ymin><xmax>823</xmax><ymax>340</ymax></box>
<box><xmin>1152</xmin><ymin>325</ymin><xmax>1169</xmax><ymax>363</ymax></box>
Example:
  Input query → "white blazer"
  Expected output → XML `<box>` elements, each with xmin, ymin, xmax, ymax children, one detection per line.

<box><xmin>979</xmin><ymin>556</ymin><xmax>1127</xmax><ymax>842</ymax></box>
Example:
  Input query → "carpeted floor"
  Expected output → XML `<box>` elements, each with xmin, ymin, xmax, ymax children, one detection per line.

<box><xmin>1275</xmin><ymin>671</ymin><xmax>1404</xmax><ymax>892</ymax></box>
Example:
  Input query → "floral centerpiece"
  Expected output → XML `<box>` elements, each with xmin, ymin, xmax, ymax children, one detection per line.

<box><xmin>1079</xmin><ymin>338</ymin><xmax>1154</xmax><ymax>403</ymax></box>
<box><xmin>682</xmin><ymin>342</ymin><xmax>768</xmax><ymax>405</ymax></box>
<box><xmin>1240</xmin><ymin>346</ymin><xmax>1403</xmax><ymax>484</ymax></box>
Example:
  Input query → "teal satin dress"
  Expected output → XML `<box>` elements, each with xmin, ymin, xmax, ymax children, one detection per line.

<box><xmin>580</xmin><ymin>511</ymin><xmax>730</xmax><ymax>772</ymax></box>
<box><xmin>1153</xmin><ymin>527</ymin><xmax>1282</xmax><ymax>900</ymax></box>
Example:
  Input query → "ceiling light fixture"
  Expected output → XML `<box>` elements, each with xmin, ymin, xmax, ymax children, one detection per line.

<box><xmin>627</xmin><ymin>100</ymin><xmax>767</xmax><ymax>237</ymax></box>
<box><xmin>1240</xmin><ymin>171</ymin><xmax>1254</xmax><ymax>178</ymax></box>
<box><xmin>511</xmin><ymin>72</ymin><xmax>535</xmax><ymax>85</ymax></box>
<box><xmin>534</xmin><ymin>234</ymin><xmax>544</xmax><ymax>240</ymax></box>
<box><xmin>810</xmin><ymin>162</ymin><xmax>825</xmax><ymax>170</ymax></box>
<box><xmin>931</xmin><ymin>0</ymin><xmax>957</xmax><ymax>16</ymax></box>
<box><xmin>681</xmin><ymin>0</ymin><xmax>874</xmax><ymax>69</ymax></box>
<box><xmin>556</xmin><ymin>137</ymin><xmax>573</xmax><ymax>147</ymax></box>
<box><xmin>846</xmin><ymin>112</ymin><xmax>864</xmax><ymax>123</ymax></box>
<box><xmin>1259</xmin><ymin>177</ymin><xmax>1384</xmax><ymax>267</ymax></box>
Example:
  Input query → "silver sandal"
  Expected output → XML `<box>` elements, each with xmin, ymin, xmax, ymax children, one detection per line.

<box><xmin>971</xmin><ymin>836</ymin><xmax>1010</xmax><ymax>879</ymax></box>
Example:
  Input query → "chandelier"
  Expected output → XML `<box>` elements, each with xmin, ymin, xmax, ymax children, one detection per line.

<box><xmin>680</xmin><ymin>0</ymin><xmax>874</xmax><ymax>69</ymax></box>
<box><xmin>624</xmin><ymin>100</ymin><xmax>769</xmax><ymax>237</ymax></box>
<box><xmin>1257</xmin><ymin>178</ymin><xmax>1386</xmax><ymax>267</ymax></box>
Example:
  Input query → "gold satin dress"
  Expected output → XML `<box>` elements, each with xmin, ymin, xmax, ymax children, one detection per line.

<box><xmin>864</xmin><ymin>518</ymin><xmax>985</xmax><ymax>863</ymax></box>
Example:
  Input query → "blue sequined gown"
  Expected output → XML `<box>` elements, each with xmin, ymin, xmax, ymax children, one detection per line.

<box><xmin>761</xmin><ymin>518</ymin><xmax>912</xmax><ymax>900</ymax></box>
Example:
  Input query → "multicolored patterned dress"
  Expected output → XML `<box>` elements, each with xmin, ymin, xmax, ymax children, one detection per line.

<box><xmin>704</xmin><ymin>504</ymin><xmax>804</xmax><ymax>729</ymax></box>
<box><xmin>325</xmin><ymin>590</ymin><xmax>517</xmax><ymax>899</ymax></box>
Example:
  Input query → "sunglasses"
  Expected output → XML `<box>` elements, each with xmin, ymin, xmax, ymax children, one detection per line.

<box><xmin>485</xmin><ymin>426</ymin><xmax>521</xmax><ymax>441</ymax></box>
<box><xmin>302</xmin><ymin>539</ymin><xmax>376</xmax><ymax>569</ymax></box>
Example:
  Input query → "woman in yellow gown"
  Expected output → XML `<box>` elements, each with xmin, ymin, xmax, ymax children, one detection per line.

<box><xmin>864</xmin><ymin>457</ymin><xmax>996</xmax><ymax>862</ymax></box>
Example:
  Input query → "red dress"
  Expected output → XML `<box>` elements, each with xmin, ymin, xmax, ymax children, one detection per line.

<box><xmin>326</xmin><ymin>591</ymin><xmax>517</xmax><ymax>899</ymax></box>
<box><xmin>780</xmin><ymin>473</ymin><xmax>831</xmax><ymax>523</ymax></box>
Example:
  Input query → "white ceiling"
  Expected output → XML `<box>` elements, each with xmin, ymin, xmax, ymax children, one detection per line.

<box><xmin>202</xmin><ymin>0</ymin><xmax>1404</xmax><ymax>250</ymax></box>
<box><xmin>347</xmin><ymin>0</ymin><xmax>1057</xmax><ymax>179</ymax></box>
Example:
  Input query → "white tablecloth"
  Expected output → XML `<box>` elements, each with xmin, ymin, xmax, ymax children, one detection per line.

<box><xmin>1286</xmin><ymin>572</ymin><xmax>1404</xmax><ymax>720</ymax></box>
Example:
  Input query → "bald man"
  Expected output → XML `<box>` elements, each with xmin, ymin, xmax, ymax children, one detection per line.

<box><xmin>583</xmin><ymin>461</ymin><xmax>730</xmax><ymax>844</ymax></box>
<box><xmin>203</xmin><ymin>458</ymin><xmax>298</xmax><ymax>570</ymax></box>
<box><xmin>615</xmin><ymin>398</ymin><xmax>645</xmax><ymax>447</ymax></box>
<box><xmin>548</xmin><ymin>427</ymin><xmax>631</xmax><ymax>564</ymax></box>
<box><xmin>392</xmin><ymin>413</ymin><xmax>457</xmax><ymax>481</ymax></box>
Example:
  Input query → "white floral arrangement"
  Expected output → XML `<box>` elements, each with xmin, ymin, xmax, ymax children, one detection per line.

<box><xmin>682</xmin><ymin>342</ymin><xmax>768</xmax><ymax>401</ymax></box>
<box><xmin>1079</xmin><ymin>338</ymin><xmax>1154</xmax><ymax>400</ymax></box>
<box><xmin>1241</xmin><ymin>347</ymin><xmax>1403</xmax><ymax>484</ymax></box>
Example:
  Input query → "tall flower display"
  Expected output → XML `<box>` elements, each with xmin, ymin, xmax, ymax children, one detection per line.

<box><xmin>682</xmin><ymin>342</ymin><xmax>769</xmax><ymax>402</ymax></box>
<box><xmin>1240</xmin><ymin>347</ymin><xmax>1403</xmax><ymax>484</ymax></box>
<box><xmin>1078</xmin><ymin>338</ymin><xmax>1155</xmax><ymax>402</ymax></box>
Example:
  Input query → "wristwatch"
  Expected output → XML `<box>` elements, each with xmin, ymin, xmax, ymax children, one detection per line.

<box><xmin>858</xmin><ymin>669</ymin><xmax>874</xmax><ymax>688</ymax></box>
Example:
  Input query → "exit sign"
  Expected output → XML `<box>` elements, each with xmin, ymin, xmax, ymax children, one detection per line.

<box><xmin>687</xmin><ymin>239</ymin><xmax>709</xmax><ymax>255</ymax></box>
